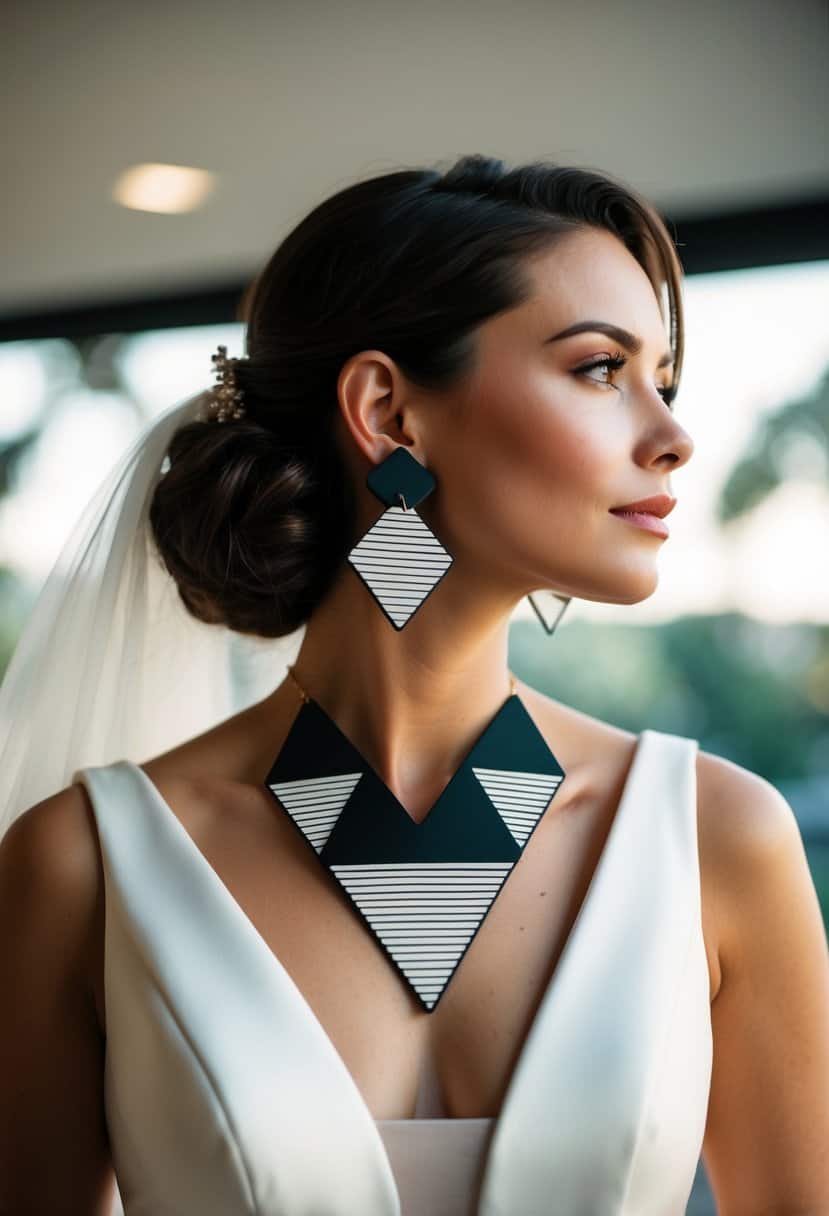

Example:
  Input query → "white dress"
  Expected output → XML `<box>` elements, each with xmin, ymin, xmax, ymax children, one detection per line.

<box><xmin>73</xmin><ymin>727</ymin><xmax>712</xmax><ymax>1215</ymax></box>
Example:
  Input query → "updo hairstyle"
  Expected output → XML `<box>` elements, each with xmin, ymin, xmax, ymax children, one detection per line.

<box><xmin>148</xmin><ymin>153</ymin><xmax>686</xmax><ymax>639</ymax></box>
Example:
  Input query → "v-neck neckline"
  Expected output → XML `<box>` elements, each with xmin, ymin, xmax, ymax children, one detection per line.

<box><xmin>126</xmin><ymin>727</ymin><xmax>651</xmax><ymax>1210</ymax></box>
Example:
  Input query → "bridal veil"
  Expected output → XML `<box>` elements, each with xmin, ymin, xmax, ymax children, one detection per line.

<box><xmin>0</xmin><ymin>387</ymin><xmax>303</xmax><ymax>839</ymax></box>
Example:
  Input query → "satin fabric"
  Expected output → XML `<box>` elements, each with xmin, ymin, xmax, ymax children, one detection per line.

<box><xmin>74</xmin><ymin>726</ymin><xmax>712</xmax><ymax>1215</ymax></box>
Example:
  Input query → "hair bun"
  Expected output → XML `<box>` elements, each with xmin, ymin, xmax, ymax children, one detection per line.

<box><xmin>148</xmin><ymin>415</ymin><xmax>351</xmax><ymax>638</ymax></box>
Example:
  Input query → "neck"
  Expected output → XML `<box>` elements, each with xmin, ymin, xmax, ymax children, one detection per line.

<box><xmin>263</xmin><ymin>563</ymin><xmax>523</xmax><ymax>817</ymax></box>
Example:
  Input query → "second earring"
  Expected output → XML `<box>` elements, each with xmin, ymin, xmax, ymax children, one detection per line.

<box><xmin>527</xmin><ymin>590</ymin><xmax>571</xmax><ymax>636</ymax></box>
<box><xmin>347</xmin><ymin>447</ymin><xmax>454</xmax><ymax>630</ymax></box>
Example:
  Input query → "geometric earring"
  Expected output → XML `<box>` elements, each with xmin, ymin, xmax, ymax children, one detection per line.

<box><xmin>527</xmin><ymin>590</ymin><xmax>571</xmax><ymax>637</ymax></box>
<box><xmin>346</xmin><ymin>447</ymin><xmax>454</xmax><ymax>631</ymax></box>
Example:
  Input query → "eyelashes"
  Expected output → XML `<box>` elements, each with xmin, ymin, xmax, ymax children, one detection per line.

<box><xmin>575</xmin><ymin>351</ymin><xmax>677</xmax><ymax>410</ymax></box>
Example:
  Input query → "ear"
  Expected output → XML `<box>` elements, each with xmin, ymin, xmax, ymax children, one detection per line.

<box><xmin>335</xmin><ymin>349</ymin><xmax>423</xmax><ymax>467</ymax></box>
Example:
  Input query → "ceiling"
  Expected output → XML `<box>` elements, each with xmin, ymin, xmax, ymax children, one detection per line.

<box><xmin>4</xmin><ymin>0</ymin><xmax>828</xmax><ymax>321</ymax></box>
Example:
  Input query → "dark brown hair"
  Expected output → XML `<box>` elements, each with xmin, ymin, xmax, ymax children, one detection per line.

<box><xmin>148</xmin><ymin>153</ymin><xmax>685</xmax><ymax>639</ymax></box>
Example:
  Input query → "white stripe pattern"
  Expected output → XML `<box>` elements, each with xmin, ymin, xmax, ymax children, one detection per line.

<box><xmin>268</xmin><ymin>772</ymin><xmax>363</xmax><ymax>853</ymax></box>
<box><xmin>347</xmin><ymin>505</ymin><xmax>453</xmax><ymax>628</ymax></box>
<box><xmin>330</xmin><ymin>861</ymin><xmax>513</xmax><ymax>1009</ymax></box>
<box><xmin>472</xmin><ymin>766</ymin><xmax>563</xmax><ymax>846</ymax></box>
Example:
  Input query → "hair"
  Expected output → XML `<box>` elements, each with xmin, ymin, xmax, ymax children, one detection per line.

<box><xmin>148</xmin><ymin>153</ymin><xmax>685</xmax><ymax>639</ymax></box>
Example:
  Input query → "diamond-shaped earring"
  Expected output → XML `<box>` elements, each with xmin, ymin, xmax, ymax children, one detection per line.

<box><xmin>347</xmin><ymin>447</ymin><xmax>454</xmax><ymax>630</ymax></box>
<box><xmin>527</xmin><ymin>590</ymin><xmax>571</xmax><ymax>636</ymax></box>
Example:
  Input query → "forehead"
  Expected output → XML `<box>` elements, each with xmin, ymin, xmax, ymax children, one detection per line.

<box><xmin>513</xmin><ymin>227</ymin><xmax>668</xmax><ymax>340</ymax></box>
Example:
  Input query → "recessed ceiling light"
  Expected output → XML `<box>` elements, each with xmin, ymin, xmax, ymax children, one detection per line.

<box><xmin>112</xmin><ymin>162</ymin><xmax>216</xmax><ymax>214</ymax></box>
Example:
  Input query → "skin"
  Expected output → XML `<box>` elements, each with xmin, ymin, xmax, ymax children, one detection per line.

<box><xmin>269</xmin><ymin>225</ymin><xmax>693</xmax><ymax>813</ymax></box>
<box><xmin>2</xmin><ymin>226</ymin><xmax>828</xmax><ymax>1213</ymax></box>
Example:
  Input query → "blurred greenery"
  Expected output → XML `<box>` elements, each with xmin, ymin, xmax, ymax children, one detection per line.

<box><xmin>717</xmin><ymin>365</ymin><xmax>829</xmax><ymax>524</ymax></box>
<box><xmin>510</xmin><ymin>613</ymin><xmax>829</xmax><ymax>785</ymax></box>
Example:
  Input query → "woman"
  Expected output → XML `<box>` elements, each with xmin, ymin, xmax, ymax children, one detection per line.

<box><xmin>0</xmin><ymin>154</ymin><xmax>827</xmax><ymax>1215</ymax></box>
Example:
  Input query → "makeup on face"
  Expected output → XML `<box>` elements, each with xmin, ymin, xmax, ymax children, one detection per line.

<box><xmin>609</xmin><ymin>509</ymin><xmax>669</xmax><ymax>538</ymax></box>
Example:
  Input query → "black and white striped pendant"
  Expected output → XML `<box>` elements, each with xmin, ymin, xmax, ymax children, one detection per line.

<box><xmin>347</xmin><ymin>447</ymin><xmax>453</xmax><ymax>631</ymax></box>
<box><xmin>264</xmin><ymin>690</ymin><xmax>566</xmax><ymax>1012</ymax></box>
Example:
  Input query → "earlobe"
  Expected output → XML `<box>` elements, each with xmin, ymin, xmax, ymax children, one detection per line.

<box><xmin>336</xmin><ymin>351</ymin><xmax>416</xmax><ymax>466</ymax></box>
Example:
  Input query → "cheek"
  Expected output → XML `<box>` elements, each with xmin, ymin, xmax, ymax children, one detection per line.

<box><xmin>435</xmin><ymin>373</ymin><xmax>622</xmax><ymax>562</ymax></box>
<box><xmin>462</xmin><ymin>383</ymin><xmax>619</xmax><ymax>517</ymax></box>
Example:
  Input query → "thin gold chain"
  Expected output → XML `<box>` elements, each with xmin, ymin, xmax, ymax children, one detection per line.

<box><xmin>286</xmin><ymin>664</ymin><xmax>310</xmax><ymax>703</ymax></box>
<box><xmin>286</xmin><ymin>664</ymin><xmax>516</xmax><ymax>701</ymax></box>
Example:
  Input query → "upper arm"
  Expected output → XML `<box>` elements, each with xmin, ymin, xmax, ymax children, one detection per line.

<box><xmin>0</xmin><ymin>786</ymin><xmax>116</xmax><ymax>1215</ymax></box>
<box><xmin>699</xmin><ymin>751</ymin><xmax>829</xmax><ymax>1213</ymax></box>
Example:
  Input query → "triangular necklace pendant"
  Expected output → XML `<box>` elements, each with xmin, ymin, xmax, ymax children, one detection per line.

<box><xmin>263</xmin><ymin>669</ymin><xmax>566</xmax><ymax>1012</ymax></box>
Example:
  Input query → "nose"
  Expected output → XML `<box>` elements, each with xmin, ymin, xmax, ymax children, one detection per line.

<box><xmin>638</xmin><ymin>392</ymin><xmax>695</xmax><ymax>471</ymax></box>
<box><xmin>670</xmin><ymin>417</ymin><xmax>694</xmax><ymax>468</ymax></box>
<box><xmin>654</xmin><ymin>379</ymin><xmax>695</xmax><ymax>465</ymax></box>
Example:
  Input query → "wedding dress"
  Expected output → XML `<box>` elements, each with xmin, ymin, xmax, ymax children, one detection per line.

<box><xmin>0</xmin><ymin>391</ymin><xmax>712</xmax><ymax>1213</ymax></box>
<box><xmin>75</xmin><ymin>726</ymin><xmax>711</xmax><ymax>1215</ymax></box>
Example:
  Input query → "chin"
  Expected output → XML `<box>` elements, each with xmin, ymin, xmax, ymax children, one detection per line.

<box><xmin>614</xmin><ymin>576</ymin><xmax>660</xmax><ymax>605</ymax></box>
<box><xmin>575</xmin><ymin>572</ymin><xmax>659</xmax><ymax>606</ymax></box>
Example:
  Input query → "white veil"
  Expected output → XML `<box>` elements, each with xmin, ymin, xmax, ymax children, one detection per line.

<box><xmin>0</xmin><ymin>387</ymin><xmax>304</xmax><ymax>839</ymax></box>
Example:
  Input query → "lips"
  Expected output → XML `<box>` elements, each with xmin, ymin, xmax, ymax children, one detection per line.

<box><xmin>610</xmin><ymin>509</ymin><xmax>670</xmax><ymax>538</ymax></box>
<box><xmin>609</xmin><ymin>494</ymin><xmax>676</xmax><ymax>519</ymax></box>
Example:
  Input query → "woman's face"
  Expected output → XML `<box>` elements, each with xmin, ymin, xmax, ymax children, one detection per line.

<box><xmin>421</xmin><ymin>226</ymin><xmax>695</xmax><ymax>607</ymax></box>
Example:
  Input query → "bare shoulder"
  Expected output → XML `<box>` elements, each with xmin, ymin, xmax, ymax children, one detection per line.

<box><xmin>0</xmin><ymin>781</ymin><xmax>104</xmax><ymax>947</ymax></box>
<box><xmin>694</xmin><ymin>746</ymin><xmax>801</xmax><ymax>860</ymax></box>
<box><xmin>0</xmin><ymin>783</ymin><xmax>106</xmax><ymax>1064</ymax></box>
<box><xmin>0</xmin><ymin>787</ymin><xmax>116</xmax><ymax>1210</ymax></box>
<box><xmin>693</xmin><ymin>747</ymin><xmax>812</xmax><ymax>963</ymax></box>
<box><xmin>694</xmin><ymin>756</ymin><xmax>829</xmax><ymax>1207</ymax></box>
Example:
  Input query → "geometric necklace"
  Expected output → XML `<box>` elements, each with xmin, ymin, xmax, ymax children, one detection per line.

<box><xmin>263</xmin><ymin>666</ymin><xmax>566</xmax><ymax>1013</ymax></box>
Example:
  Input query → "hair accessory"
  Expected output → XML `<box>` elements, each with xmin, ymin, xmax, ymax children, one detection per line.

<box><xmin>203</xmin><ymin>345</ymin><xmax>246</xmax><ymax>423</ymax></box>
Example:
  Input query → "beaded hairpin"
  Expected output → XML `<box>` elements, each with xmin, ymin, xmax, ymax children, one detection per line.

<box><xmin>203</xmin><ymin>344</ymin><xmax>246</xmax><ymax>423</ymax></box>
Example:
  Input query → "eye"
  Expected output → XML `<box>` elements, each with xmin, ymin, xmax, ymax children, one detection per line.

<box><xmin>574</xmin><ymin>352</ymin><xmax>677</xmax><ymax>411</ymax></box>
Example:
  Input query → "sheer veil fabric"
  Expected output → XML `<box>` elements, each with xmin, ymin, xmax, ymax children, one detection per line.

<box><xmin>0</xmin><ymin>389</ymin><xmax>304</xmax><ymax>838</ymax></box>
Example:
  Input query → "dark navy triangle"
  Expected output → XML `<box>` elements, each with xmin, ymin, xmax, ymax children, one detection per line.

<box><xmin>324</xmin><ymin>764</ymin><xmax>516</xmax><ymax>863</ymax></box>
<box><xmin>264</xmin><ymin>698</ymin><xmax>365</xmax><ymax>782</ymax></box>
<box><xmin>265</xmin><ymin>693</ymin><xmax>565</xmax><ymax>863</ymax></box>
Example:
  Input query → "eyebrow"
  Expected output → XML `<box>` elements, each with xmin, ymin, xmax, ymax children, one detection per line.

<box><xmin>547</xmin><ymin>320</ymin><xmax>675</xmax><ymax>369</ymax></box>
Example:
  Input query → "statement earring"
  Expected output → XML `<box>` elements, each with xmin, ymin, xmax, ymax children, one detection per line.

<box><xmin>527</xmin><ymin>591</ymin><xmax>571</xmax><ymax>636</ymax></box>
<box><xmin>347</xmin><ymin>447</ymin><xmax>454</xmax><ymax>630</ymax></box>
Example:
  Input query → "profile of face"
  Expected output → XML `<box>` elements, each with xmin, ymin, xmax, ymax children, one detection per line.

<box><xmin>338</xmin><ymin>226</ymin><xmax>695</xmax><ymax>612</ymax></box>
